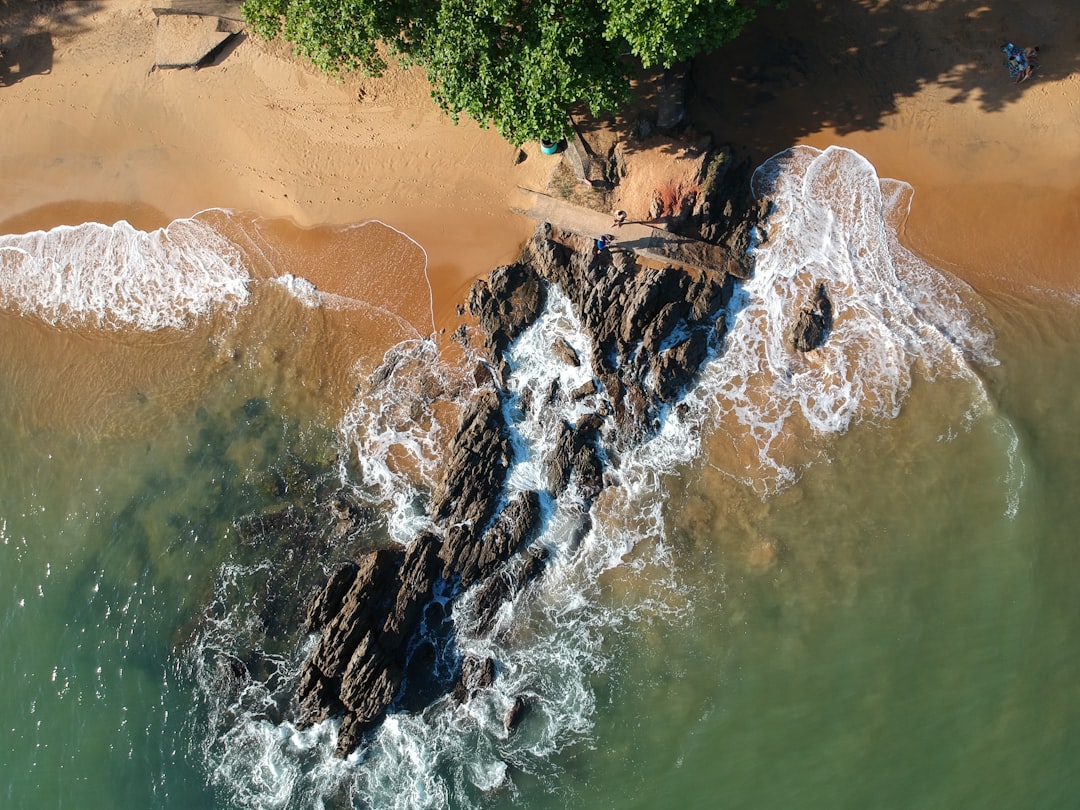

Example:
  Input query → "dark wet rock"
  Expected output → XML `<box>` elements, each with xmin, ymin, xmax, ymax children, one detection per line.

<box><xmin>442</xmin><ymin>490</ymin><xmax>543</xmax><ymax>588</ymax></box>
<box><xmin>504</xmin><ymin>695</ymin><xmax>531</xmax><ymax>732</ymax></box>
<box><xmin>303</xmin><ymin>562</ymin><xmax>359</xmax><ymax>634</ymax></box>
<box><xmin>467</xmin><ymin>262</ymin><xmax>546</xmax><ymax>358</ymax></box>
<box><xmin>553</xmin><ymin>337</ymin><xmax>580</xmax><ymax>367</ymax></box>
<box><xmin>292</xmin><ymin>181</ymin><xmax>770</xmax><ymax>758</ymax></box>
<box><xmin>450</xmin><ymin>323</ymin><xmax>469</xmax><ymax>348</ymax></box>
<box><xmin>429</xmin><ymin>391</ymin><xmax>510</xmax><ymax>532</ymax></box>
<box><xmin>652</xmin><ymin>328</ymin><xmax>711</xmax><ymax>403</ymax></box>
<box><xmin>791</xmin><ymin>282</ymin><xmax>833</xmax><ymax>352</ymax></box>
<box><xmin>520</xmin><ymin>544</ymin><xmax>550</xmax><ymax>583</ymax></box>
<box><xmin>546</xmin><ymin>421</ymin><xmax>575</xmax><ymax>496</ymax></box>
<box><xmin>380</xmin><ymin>533</ymin><xmax>442</xmax><ymax>652</ymax></box>
<box><xmin>571</xmin><ymin>378</ymin><xmax>598</xmax><ymax>401</ymax></box>
<box><xmin>472</xmin><ymin>544</ymin><xmax>551</xmax><ymax>638</ymax></box>
<box><xmin>453</xmin><ymin>655</ymin><xmax>496</xmax><ymax>703</ymax></box>
<box><xmin>296</xmin><ymin>548</ymin><xmax>403</xmax><ymax>728</ymax></box>
<box><xmin>472</xmin><ymin>571</ymin><xmax>513</xmax><ymax>638</ymax></box>
<box><xmin>619</xmin><ymin>266</ymin><xmax>691</xmax><ymax>346</ymax></box>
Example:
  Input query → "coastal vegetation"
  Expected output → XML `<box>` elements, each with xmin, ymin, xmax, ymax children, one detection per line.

<box><xmin>241</xmin><ymin>0</ymin><xmax>777</xmax><ymax>145</ymax></box>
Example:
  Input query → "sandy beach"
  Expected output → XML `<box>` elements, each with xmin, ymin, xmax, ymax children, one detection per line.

<box><xmin>2</xmin><ymin>0</ymin><xmax>1078</xmax><ymax>302</ymax></box>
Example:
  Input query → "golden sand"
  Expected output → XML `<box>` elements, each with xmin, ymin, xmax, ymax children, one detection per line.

<box><xmin>2</xmin><ymin>0</ymin><xmax>1078</xmax><ymax>305</ymax></box>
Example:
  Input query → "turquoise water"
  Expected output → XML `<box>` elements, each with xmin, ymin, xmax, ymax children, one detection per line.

<box><xmin>2</xmin><ymin>150</ymin><xmax>1079</xmax><ymax>808</ymax></box>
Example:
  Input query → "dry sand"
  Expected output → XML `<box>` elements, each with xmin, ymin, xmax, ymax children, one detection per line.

<box><xmin>0</xmin><ymin>0</ymin><xmax>548</xmax><ymax>325</ymax></box>
<box><xmin>690</xmin><ymin>0</ymin><xmax>1080</xmax><ymax>295</ymax></box>
<box><xmin>2</xmin><ymin>0</ymin><xmax>1078</xmax><ymax>306</ymax></box>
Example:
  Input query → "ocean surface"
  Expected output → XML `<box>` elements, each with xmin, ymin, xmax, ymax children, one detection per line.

<box><xmin>2</xmin><ymin>146</ymin><xmax>1078</xmax><ymax>809</ymax></box>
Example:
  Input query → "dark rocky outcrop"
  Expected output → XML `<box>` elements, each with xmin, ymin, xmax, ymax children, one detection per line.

<box><xmin>791</xmin><ymin>282</ymin><xmax>833</xmax><ymax>352</ymax></box>
<box><xmin>504</xmin><ymin>694</ymin><xmax>531</xmax><ymax>732</ymax></box>
<box><xmin>292</xmin><ymin>188</ymin><xmax>770</xmax><ymax>758</ymax></box>
<box><xmin>552</xmin><ymin>337</ymin><xmax>580</xmax><ymax>367</ymax></box>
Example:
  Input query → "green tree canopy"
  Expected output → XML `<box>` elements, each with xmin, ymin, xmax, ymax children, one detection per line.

<box><xmin>242</xmin><ymin>0</ymin><xmax>772</xmax><ymax>145</ymax></box>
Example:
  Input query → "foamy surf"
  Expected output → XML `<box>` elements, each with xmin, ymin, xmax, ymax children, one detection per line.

<box><xmin>0</xmin><ymin>218</ymin><xmax>249</xmax><ymax>330</ymax></box>
<box><xmin>671</xmin><ymin>145</ymin><xmax>1002</xmax><ymax>492</ymax></box>
<box><xmin>189</xmin><ymin>146</ymin><xmax>1020</xmax><ymax>809</ymax></box>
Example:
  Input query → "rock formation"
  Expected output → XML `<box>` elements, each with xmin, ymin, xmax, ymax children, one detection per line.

<box><xmin>292</xmin><ymin>196</ymin><xmax>770</xmax><ymax>757</ymax></box>
<box><xmin>790</xmin><ymin>281</ymin><xmax>833</xmax><ymax>352</ymax></box>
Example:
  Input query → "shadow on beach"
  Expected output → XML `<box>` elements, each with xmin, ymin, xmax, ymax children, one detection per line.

<box><xmin>685</xmin><ymin>0</ymin><xmax>1078</xmax><ymax>167</ymax></box>
<box><xmin>0</xmin><ymin>0</ymin><xmax>103</xmax><ymax>87</ymax></box>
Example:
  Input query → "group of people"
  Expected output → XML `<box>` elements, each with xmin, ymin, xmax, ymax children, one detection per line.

<box><xmin>1003</xmin><ymin>43</ymin><xmax>1039</xmax><ymax>83</ymax></box>
<box><xmin>595</xmin><ymin>210</ymin><xmax>627</xmax><ymax>253</ymax></box>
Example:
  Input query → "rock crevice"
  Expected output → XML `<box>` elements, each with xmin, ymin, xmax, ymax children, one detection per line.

<box><xmin>294</xmin><ymin>196</ymin><xmax>769</xmax><ymax>757</ymax></box>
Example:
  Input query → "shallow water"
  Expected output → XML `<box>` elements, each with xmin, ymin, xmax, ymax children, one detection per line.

<box><xmin>2</xmin><ymin>149</ymin><xmax>1078</xmax><ymax>808</ymax></box>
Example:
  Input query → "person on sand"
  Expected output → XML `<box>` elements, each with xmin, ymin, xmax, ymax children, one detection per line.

<box><xmin>1019</xmin><ymin>46</ymin><xmax>1040</xmax><ymax>83</ymax></box>
<box><xmin>612</xmin><ymin>210</ymin><xmax>627</xmax><ymax>228</ymax></box>
<box><xmin>595</xmin><ymin>234</ymin><xmax>614</xmax><ymax>253</ymax></box>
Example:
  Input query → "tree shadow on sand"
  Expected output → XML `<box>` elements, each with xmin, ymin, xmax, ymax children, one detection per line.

<box><xmin>0</xmin><ymin>0</ymin><xmax>103</xmax><ymax>87</ymax></box>
<box><xmin>687</xmin><ymin>0</ymin><xmax>1078</xmax><ymax>167</ymax></box>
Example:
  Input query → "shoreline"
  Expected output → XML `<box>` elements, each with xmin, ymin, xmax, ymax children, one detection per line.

<box><xmin>2</xmin><ymin>0</ymin><xmax>1078</xmax><ymax>305</ymax></box>
<box><xmin>689</xmin><ymin>0</ymin><xmax>1080</xmax><ymax>296</ymax></box>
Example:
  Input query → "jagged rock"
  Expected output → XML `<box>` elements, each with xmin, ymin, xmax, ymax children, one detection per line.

<box><xmin>619</xmin><ymin>267</ymin><xmax>690</xmax><ymax>346</ymax></box>
<box><xmin>553</xmin><ymin>337</ymin><xmax>580</xmax><ymax>366</ymax></box>
<box><xmin>305</xmin><ymin>548</ymin><xmax>403</xmax><ymax>680</ymax></box>
<box><xmin>467</xmin><ymin>262</ymin><xmax>546</xmax><ymax>357</ymax></box>
<box><xmin>429</xmin><ymin>391</ymin><xmax>510</xmax><ymax>532</ymax></box>
<box><xmin>380</xmin><ymin>533</ymin><xmax>442</xmax><ymax>652</ymax></box>
<box><xmin>453</xmin><ymin>656</ymin><xmax>496</xmax><ymax>703</ymax></box>
<box><xmin>721</xmin><ymin>197</ymin><xmax>771</xmax><ymax>279</ymax></box>
<box><xmin>442</xmin><ymin>490</ymin><xmax>543</xmax><ymax>588</ymax></box>
<box><xmin>472</xmin><ymin>571</ymin><xmax>513</xmax><ymax>638</ymax></box>
<box><xmin>520</xmin><ymin>544</ymin><xmax>550</xmax><ymax>582</ymax></box>
<box><xmin>303</xmin><ymin>561</ymin><xmax>359</xmax><ymax>633</ymax></box>
<box><xmin>791</xmin><ymin>282</ymin><xmax>833</xmax><ymax>352</ymax></box>
<box><xmin>472</xmin><ymin>545</ymin><xmax>551</xmax><ymax>638</ymax></box>
<box><xmin>291</xmin><ymin>188</ymin><xmax>770</xmax><ymax>758</ymax></box>
<box><xmin>451</xmin><ymin>323</ymin><xmax>469</xmax><ymax>347</ymax></box>
<box><xmin>504</xmin><ymin>695</ymin><xmax>531</xmax><ymax>732</ymax></box>
<box><xmin>546</xmin><ymin>421</ymin><xmax>575</xmax><ymax>496</ymax></box>
<box><xmin>571</xmin><ymin>378</ymin><xmax>598</xmax><ymax>401</ymax></box>
<box><xmin>296</xmin><ymin>546</ymin><xmax>404</xmax><ymax>728</ymax></box>
<box><xmin>652</xmin><ymin>328</ymin><xmax>711</xmax><ymax>402</ymax></box>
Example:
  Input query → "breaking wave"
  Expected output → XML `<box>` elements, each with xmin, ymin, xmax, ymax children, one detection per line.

<box><xmin>0</xmin><ymin>217</ymin><xmax>250</xmax><ymax>329</ymax></box>
<box><xmin>681</xmin><ymin>145</ymin><xmax>1001</xmax><ymax>492</ymax></box>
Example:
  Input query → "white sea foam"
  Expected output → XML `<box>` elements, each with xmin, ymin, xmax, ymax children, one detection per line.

<box><xmin>0</xmin><ymin>218</ymin><xmax>250</xmax><ymax>329</ymax></box>
<box><xmin>672</xmin><ymin>145</ymin><xmax>1000</xmax><ymax>492</ymax></box>
<box><xmin>191</xmin><ymin>146</ymin><xmax>1017</xmax><ymax>809</ymax></box>
<box><xmin>272</xmin><ymin>274</ymin><xmax>321</xmax><ymax>308</ymax></box>
<box><xmin>336</xmin><ymin>338</ymin><xmax>468</xmax><ymax>545</ymax></box>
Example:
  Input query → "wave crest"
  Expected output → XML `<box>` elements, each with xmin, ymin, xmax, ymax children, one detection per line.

<box><xmin>0</xmin><ymin>217</ymin><xmax>249</xmax><ymax>329</ymax></box>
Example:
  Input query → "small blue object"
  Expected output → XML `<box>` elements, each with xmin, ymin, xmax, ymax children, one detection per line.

<box><xmin>540</xmin><ymin>140</ymin><xmax>559</xmax><ymax>155</ymax></box>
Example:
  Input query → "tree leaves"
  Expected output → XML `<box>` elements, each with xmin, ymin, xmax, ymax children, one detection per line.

<box><xmin>241</xmin><ymin>0</ymin><xmax>773</xmax><ymax>145</ymax></box>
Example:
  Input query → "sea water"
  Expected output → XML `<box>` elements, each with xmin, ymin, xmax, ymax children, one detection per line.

<box><xmin>1</xmin><ymin>146</ymin><xmax>1078</xmax><ymax>809</ymax></box>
